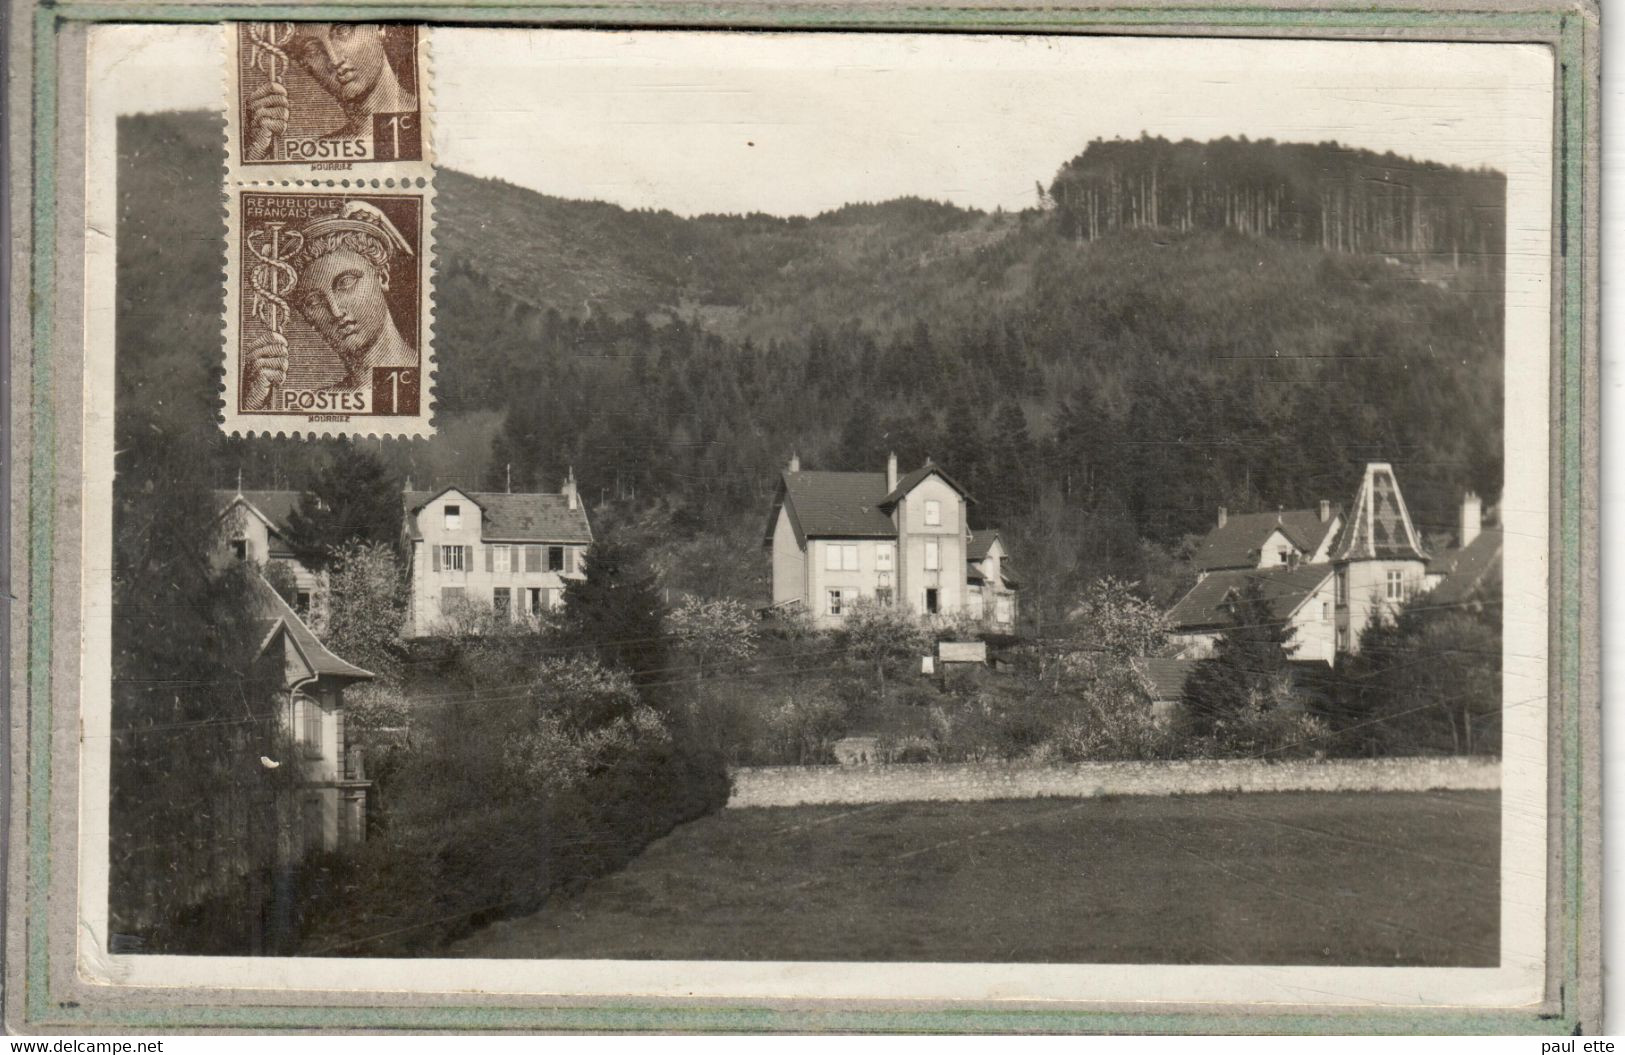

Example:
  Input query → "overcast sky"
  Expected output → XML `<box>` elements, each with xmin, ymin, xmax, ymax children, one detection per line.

<box><xmin>109</xmin><ymin>25</ymin><xmax>1551</xmax><ymax>217</ymax></box>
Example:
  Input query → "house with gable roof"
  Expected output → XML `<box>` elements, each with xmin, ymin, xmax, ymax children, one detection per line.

<box><xmin>214</xmin><ymin>489</ymin><xmax>324</xmax><ymax>618</ymax></box>
<box><xmin>401</xmin><ymin>474</ymin><xmax>594</xmax><ymax>637</ymax></box>
<box><xmin>764</xmin><ymin>453</ymin><xmax>1017</xmax><ymax>629</ymax></box>
<box><xmin>247</xmin><ymin>572</ymin><xmax>375</xmax><ymax>855</ymax></box>
<box><xmin>1167</xmin><ymin>461</ymin><xmax>1433</xmax><ymax>662</ymax></box>
<box><xmin>1191</xmin><ymin>501</ymin><xmax>1344</xmax><ymax>577</ymax></box>
<box><xmin>966</xmin><ymin>529</ymin><xmax>1019</xmax><ymax>628</ymax></box>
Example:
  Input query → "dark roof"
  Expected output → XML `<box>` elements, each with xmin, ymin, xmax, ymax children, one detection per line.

<box><xmin>879</xmin><ymin>462</ymin><xmax>973</xmax><ymax>508</ymax></box>
<box><xmin>1328</xmin><ymin>464</ymin><xmax>1428</xmax><ymax>562</ymax></box>
<box><xmin>250</xmin><ymin>575</ymin><xmax>374</xmax><ymax>683</ymax></box>
<box><xmin>967</xmin><ymin>530</ymin><xmax>1001</xmax><ymax>562</ymax></box>
<box><xmin>1167</xmin><ymin>563</ymin><xmax>1334</xmax><ymax>632</ymax></box>
<box><xmin>1133</xmin><ymin>656</ymin><xmax>1201</xmax><ymax>701</ymax></box>
<box><xmin>770</xmin><ymin>471</ymin><xmax>897</xmax><ymax>541</ymax></box>
<box><xmin>215</xmin><ymin>489</ymin><xmax>303</xmax><ymax>538</ymax></box>
<box><xmin>1191</xmin><ymin>509</ymin><xmax>1341</xmax><ymax>572</ymax></box>
<box><xmin>1428</xmin><ymin>529</ymin><xmax>1503</xmax><ymax>609</ymax></box>
<box><xmin>403</xmin><ymin>488</ymin><xmax>593</xmax><ymax>543</ymax></box>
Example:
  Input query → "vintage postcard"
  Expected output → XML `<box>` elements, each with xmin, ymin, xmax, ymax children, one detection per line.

<box><xmin>223</xmin><ymin>187</ymin><xmax>432</xmax><ymax>433</ymax></box>
<box><xmin>228</xmin><ymin>22</ymin><xmax>431</xmax><ymax>171</ymax></box>
<box><xmin>4</xmin><ymin>2</ymin><xmax>1600</xmax><ymax>1036</ymax></box>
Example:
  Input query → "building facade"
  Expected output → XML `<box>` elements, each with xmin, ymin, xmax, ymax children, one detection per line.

<box><xmin>764</xmin><ymin>453</ymin><xmax>1018</xmax><ymax>629</ymax></box>
<box><xmin>1168</xmin><ymin>461</ymin><xmax>1432</xmax><ymax>662</ymax></box>
<box><xmin>214</xmin><ymin>490</ymin><xmax>323</xmax><ymax>619</ymax></box>
<box><xmin>250</xmin><ymin>574</ymin><xmax>374</xmax><ymax>855</ymax></box>
<box><xmin>401</xmin><ymin>476</ymin><xmax>593</xmax><ymax>637</ymax></box>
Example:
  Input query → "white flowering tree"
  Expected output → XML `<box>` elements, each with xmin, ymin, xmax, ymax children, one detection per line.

<box><xmin>668</xmin><ymin>596</ymin><xmax>760</xmax><ymax>680</ymax></box>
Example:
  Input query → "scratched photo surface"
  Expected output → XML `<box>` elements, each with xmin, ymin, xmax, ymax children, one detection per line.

<box><xmin>85</xmin><ymin>26</ymin><xmax>1552</xmax><ymax>1002</ymax></box>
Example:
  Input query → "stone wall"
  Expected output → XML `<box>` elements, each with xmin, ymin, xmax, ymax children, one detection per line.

<box><xmin>727</xmin><ymin>756</ymin><xmax>1499</xmax><ymax>808</ymax></box>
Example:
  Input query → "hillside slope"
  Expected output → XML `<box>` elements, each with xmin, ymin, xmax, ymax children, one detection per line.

<box><xmin>118</xmin><ymin>112</ymin><xmax>1504</xmax><ymax>614</ymax></box>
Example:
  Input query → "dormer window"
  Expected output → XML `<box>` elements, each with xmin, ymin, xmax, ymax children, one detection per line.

<box><xmin>444</xmin><ymin>504</ymin><xmax>462</xmax><ymax>530</ymax></box>
<box><xmin>924</xmin><ymin>500</ymin><xmax>942</xmax><ymax>526</ymax></box>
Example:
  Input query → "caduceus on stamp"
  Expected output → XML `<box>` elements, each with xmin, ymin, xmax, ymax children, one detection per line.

<box><xmin>225</xmin><ymin>189</ymin><xmax>433</xmax><ymax>436</ymax></box>
<box><xmin>231</xmin><ymin>22</ymin><xmax>429</xmax><ymax>170</ymax></box>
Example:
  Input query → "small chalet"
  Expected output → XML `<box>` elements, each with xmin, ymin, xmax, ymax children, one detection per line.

<box><xmin>248</xmin><ymin>573</ymin><xmax>374</xmax><ymax>855</ymax></box>
<box><xmin>401</xmin><ymin>476</ymin><xmax>594</xmax><ymax>637</ymax></box>
<box><xmin>764</xmin><ymin>453</ymin><xmax>1018</xmax><ymax>629</ymax></box>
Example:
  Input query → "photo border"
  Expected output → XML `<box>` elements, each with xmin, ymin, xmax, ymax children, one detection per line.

<box><xmin>5</xmin><ymin>0</ymin><xmax>1600</xmax><ymax>1034</ymax></box>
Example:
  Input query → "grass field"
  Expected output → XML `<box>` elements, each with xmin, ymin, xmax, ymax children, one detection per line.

<box><xmin>449</xmin><ymin>791</ymin><xmax>1499</xmax><ymax>966</ymax></box>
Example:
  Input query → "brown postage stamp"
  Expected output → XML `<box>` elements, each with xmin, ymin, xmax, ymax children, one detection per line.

<box><xmin>223</xmin><ymin>188</ymin><xmax>434</xmax><ymax>437</ymax></box>
<box><xmin>229</xmin><ymin>23</ymin><xmax>430</xmax><ymax>171</ymax></box>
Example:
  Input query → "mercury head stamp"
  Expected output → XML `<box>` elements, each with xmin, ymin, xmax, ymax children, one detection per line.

<box><xmin>228</xmin><ymin>190</ymin><xmax>433</xmax><ymax>435</ymax></box>
<box><xmin>234</xmin><ymin>23</ymin><xmax>426</xmax><ymax>167</ymax></box>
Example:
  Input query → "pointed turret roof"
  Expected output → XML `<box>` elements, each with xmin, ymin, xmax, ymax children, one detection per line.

<box><xmin>1328</xmin><ymin>462</ymin><xmax>1428</xmax><ymax>563</ymax></box>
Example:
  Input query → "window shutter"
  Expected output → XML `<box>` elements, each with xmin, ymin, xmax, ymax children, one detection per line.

<box><xmin>431</xmin><ymin>545</ymin><xmax>440</xmax><ymax>572</ymax></box>
<box><xmin>484</xmin><ymin>545</ymin><xmax>494</xmax><ymax>572</ymax></box>
<box><xmin>526</xmin><ymin>545</ymin><xmax>541</xmax><ymax>573</ymax></box>
<box><xmin>565</xmin><ymin>548</ymin><xmax>576</xmax><ymax>574</ymax></box>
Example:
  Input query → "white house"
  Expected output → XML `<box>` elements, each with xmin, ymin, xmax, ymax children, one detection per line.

<box><xmin>966</xmin><ymin>530</ymin><xmax>1019</xmax><ymax>628</ymax></box>
<box><xmin>214</xmin><ymin>489</ymin><xmax>323</xmax><ymax>619</ymax></box>
<box><xmin>248</xmin><ymin>573</ymin><xmax>374</xmax><ymax>855</ymax></box>
<box><xmin>1168</xmin><ymin>461</ymin><xmax>1431</xmax><ymax>662</ymax></box>
<box><xmin>401</xmin><ymin>475</ymin><xmax>593</xmax><ymax>637</ymax></box>
<box><xmin>764</xmin><ymin>453</ymin><xmax>1017</xmax><ymax>629</ymax></box>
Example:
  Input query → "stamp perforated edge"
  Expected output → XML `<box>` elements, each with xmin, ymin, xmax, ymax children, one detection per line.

<box><xmin>222</xmin><ymin>21</ymin><xmax>436</xmax><ymax>182</ymax></box>
<box><xmin>217</xmin><ymin>177</ymin><xmax>438</xmax><ymax>440</ymax></box>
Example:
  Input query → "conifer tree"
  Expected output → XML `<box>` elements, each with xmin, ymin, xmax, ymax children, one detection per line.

<box><xmin>1180</xmin><ymin>578</ymin><xmax>1295</xmax><ymax>731</ymax></box>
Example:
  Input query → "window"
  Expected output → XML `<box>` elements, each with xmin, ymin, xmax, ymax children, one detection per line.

<box><xmin>1385</xmin><ymin>569</ymin><xmax>1404</xmax><ymax>601</ymax></box>
<box><xmin>295</xmin><ymin>590</ymin><xmax>312</xmax><ymax>616</ymax></box>
<box><xmin>526</xmin><ymin>587</ymin><xmax>542</xmax><ymax>615</ymax></box>
<box><xmin>1278</xmin><ymin>548</ymin><xmax>1291</xmax><ymax>565</ymax></box>
<box><xmin>828</xmin><ymin>589</ymin><xmax>844</xmax><ymax>616</ymax></box>
<box><xmin>1336</xmin><ymin>568</ymin><xmax>1348</xmax><ymax>604</ymax></box>
<box><xmin>296</xmin><ymin>695</ymin><xmax>322</xmax><ymax>758</ymax></box>
<box><xmin>525</xmin><ymin>545</ymin><xmax>542</xmax><ymax>573</ymax></box>
<box><xmin>924</xmin><ymin>500</ymin><xmax>941</xmax><ymax>526</ymax></box>
<box><xmin>924</xmin><ymin>588</ymin><xmax>940</xmax><ymax>614</ymax></box>
<box><xmin>995</xmin><ymin>597</ymin><xmax>1012</xmax><ymax>624</ymax></box>
<box><xmin>1337</xmin><ymin>627</ymin><xmax>1350</xmax><ymax>652</ymax></box>
<box><xmin>231</xmin><ymin>539</ymin><xmax>248</xmax><ymax>561</ymax></box>
<box><xmin>925</xmin><ymin>540</ymin><xmax>940</xmax><ymax>571</ymax></box>
<box><xmin>492</xmin><ymin>544</ymin><xmax>511</xmax><ymax>574</ymax></box>
<box><xmin>1322</xmin><ymin>601</ymin><xmax>1331</xmax><ymax>621</ymax></box>
<box><xmin>440</xmin><ymin>544</ymin><xmax>466</xmax><ymax>572</ymax></box>
<box><xmin>548</xmin><ymin>546</ymin><xmax>565</xmax><ymax>572</ymax></box>
<box><xmin>824</xmin><ymin>544</ymin><xmax>858</xmax><ymax>571</ymax></box>
<box><xmin>440</xmin><ymin>586</ymin><xmax>464</xmax><ymax>614</ymax></box>
<box><xmin>875</xmin><ymin>587</ymin><xmax>893</xmax><ymax>606</ymax></box>
<box><xmin>876</xmin><ymin>545</ymin><xmax>893</xmax><ymax>572</ymax></box>
<box><xmin>493</xmin><ymin>587</ymin><xmax>512</xmax><ymax>618</ymax></box>
<box><xmin>444</xmin><ymin>504</ymin><xmax>461</xmax><ymax>530</ymax></box>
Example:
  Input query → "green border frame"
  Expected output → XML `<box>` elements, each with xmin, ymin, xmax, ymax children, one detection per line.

<box><xmin>9</xmin><ymin>0</ymin><xmax>1598</xmax><ymax>1033</ymax></box>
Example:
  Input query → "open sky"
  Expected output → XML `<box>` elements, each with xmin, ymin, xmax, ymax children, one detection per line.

<box><xmin>112</xmin><ymin>26</ymin><xmax>1549</xmax><ymax>216</ymax></box>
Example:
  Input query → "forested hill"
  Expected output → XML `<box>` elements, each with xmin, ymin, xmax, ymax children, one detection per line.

<box><xmin>120</xmin><ymin>112</ymin><xmax>1505</xmax><ymax>615</ymax></box>
<box><xmin>1045</xmin><ymin>137</ymin><xmax>1506</xmax><ymax>268</ymax></box>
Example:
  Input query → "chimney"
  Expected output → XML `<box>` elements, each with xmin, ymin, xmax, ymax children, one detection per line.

<box><xmin>788</xmin><ymin>452</ymin><xmax>800</xmax><ymax>473</ymax></box>
<box><xmin>887</xmin><ymin>451</ymin><xmax>898</xmax><ymax>491</ymax></box>
<box><xmin>1217</xmin><ymin>505</ymin><xmax>1228</xmax><ymax>530</ymax></box>
<box><xmin>1460</xmin><ymin>491</ymin><xmax>1482</xmax><ymax>547</ymax></box>
<box><xmin>564</xmin><ymin>467</ymin><xmax>579</xmax><ymax>511</ymax></box>
<box><xmin>1318</xmin><ymin>499</ymin><xmax>1331</xmax><ymax>523</ymax></box>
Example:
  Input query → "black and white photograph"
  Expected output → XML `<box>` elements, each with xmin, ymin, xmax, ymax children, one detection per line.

<box><xmin>55</xmin><ymin>18</ymin><xmax>1569</xmax><ymax>1021</ymax></box>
